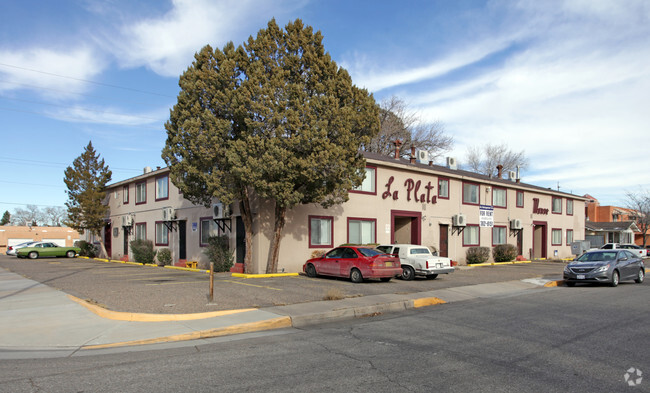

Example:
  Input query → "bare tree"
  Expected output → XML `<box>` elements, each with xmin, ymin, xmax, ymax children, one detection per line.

<box><xmin>365</xmin><ymin>96</ymin><xmax>453</xmax><ymax>161</ymax></box>
<box><xmin>11</xmin><ymin>204</ymin><xmax>43</xmax><ymax>226</ymax></box>
<box><xmin>465</xmin><ymin>143</ymin><xmax>529</xmax><ymax>177</ymax></box>
<box><xmin>43</xmin><ymin>206</ymin><xmax>67</xmax><ymax>226</ymax></box>
<box><xmin>625</xmin><ymin>188</ymin><xmax>650</xmax><ymax>247</ymax></box>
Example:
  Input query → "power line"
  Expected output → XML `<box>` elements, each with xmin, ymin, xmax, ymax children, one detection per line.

<box><xmin>0</xmin><ymin>157</ymin><xmax>143</xmax><ymax>172</ymax></box>
<box><xmin>0</xmin><ymin>180</ymin><xmax>64</xmax><ymax>188</ymax></box>
<box><xmin>0</xmin><ymin>201</ymin><xmax>65</xmax><ymax>208</ymax></box>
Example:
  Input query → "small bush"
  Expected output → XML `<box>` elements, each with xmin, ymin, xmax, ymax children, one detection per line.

<box><xmin>130</xmin><ymin>239</ymin><xmax>156</xmax><ymax>264</ymax></box>
<box><xmin>204</xmin><ymin>235</ymin><xmax>234</xmax><ymax>272</ymax></box>
<box><xmin>75</xmin><ymin>240</ymin><xmax>97</xmax><ymax>258</ymax></box>
<box><xmin>466</xmin><ymin>246</ymin><xmax>490</xmax><ymax>264</ymax></box>
<box><xmin>493</xmin><ymin>244</ymin><xmax>518</xmax><ymax>262</ymax></box>
<box><xmin>310</xmin><ymin>249</ymin><xmax>327</xmax><ymax>259</ymax></box>
<box><xmin>156</xmin><ymin>248</ymin><xmax>172</xmax><ymax>266</ymax></box>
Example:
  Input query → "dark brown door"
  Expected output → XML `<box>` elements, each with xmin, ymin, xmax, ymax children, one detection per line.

<box><xmin>439</xmin><ymin>224</ymin><xmax>449</xmax><ymax>257</ymax></box>
<box><xmin>104</xmin><ymin>223</ymin><xmax>112</xmax><ymax>257</ymax></box>
<box><xmin>517</xmin><ymin>230</ymin><xmax>523</xmax><ymax>256</ymax></box>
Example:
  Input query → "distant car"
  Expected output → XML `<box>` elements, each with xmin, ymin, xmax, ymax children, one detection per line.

<box><xmin>563</xmin><ymin>250</ymin><xmax>644</xmax><ymax>287</ymax></box>
<box><xmin>303</xmin><ymin>246</ymin><xmax>401</xmax><ymax>283</ymax></box>
<box><xmin>16</xmin><ymin>242</ymin><xmax>81</xmax><ymax>259</ymax></box>
<box><xmin>599</xmin><ymin>243</ymin><xmax>647</xmax><ymax>258</ymax></box>
<box><xmin>377</xmin><ymin>244</ymin><xmax>454</xmax><ymax>280</ymax></box>
<box><xmin>6</xmin><ymin>241</ymin><xmax>37</xmax><ymax>256</ymax></box>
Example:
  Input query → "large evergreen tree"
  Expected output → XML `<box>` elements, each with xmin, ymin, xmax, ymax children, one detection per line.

<box><xmin>0</xmin><ymin>210</ymin><xmax>10</xmax><ymax>226</ymax></box>
<box><xmin>163</xmin><ymin>19</ymin><xmax>379</xmax><ymax>273</ymax></box>
<box><xmin>64</xmin><ymin>141</ymin><xmax>112</xmax><ymax>257</ymax></box>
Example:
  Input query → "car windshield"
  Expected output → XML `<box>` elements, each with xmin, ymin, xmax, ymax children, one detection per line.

<box><xmin>410</xmin><ymin>248</ymin><xmax>432</xmax><ymax>255</ymax></box>
<box><xmin>576</xmin><ymin>252</ymin><xmax>617</xmax><ymax>262</ymax></box>
<box><xmin>358</xmin><ymin>248</ymin><xmax>384</xmax><ymax>257</ymax></box>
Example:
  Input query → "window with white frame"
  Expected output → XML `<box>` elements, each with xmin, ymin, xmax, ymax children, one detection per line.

<box><xmin>135</xmin><ymin>223</ymin><xmax>146</xmax><ymax>240</ymax></box>
<box><xmin>136</xmin><ymin>182</ymin><xmax>146</xmax><ymax>204</ymax></box>
<box><xmin>155</xmin><ymin>222</ymin><xmax>168</xmax><ymax>245</ymax></box>
<box><xmin>493</xmin><ymin>188</ymin><xmax>506</xmax><ymax>208</ymax></box>
<box><xmin>492</xmin><ymin>226</ymin><xmax>506</xmax><ymax>245</ymax></box>
<box><xmin>566</xmin><ymin>229</ymin><xmax>574</xmax><ymax>245</ymax></box>
<box><xmin>438</xmin><ymin>178</ymin><xmax>449</xmax><ymax>199</ymax></box>
<box><xmin>552</xmin><ymin>197</ymin><xmax>562</xmax><ymax>214</ymax></box>
<box><xmin>156</xmin><ymin>175</ymin><xmax>169</xmax><ymax>200</ymax></box>
<box><xmin>353</xmin><ymin>166</ymin><xmax>376</xmax><ymax>193</ymax></box>
<box><xmin>516</xmin><ymin>191</ymin><xmax>524</xmax><ymax>207</ymax></box>
<box><xmin>310</xmin><ymin>216</ymin><xmax>332</xmax><ymax>247</ymax></box>
<box><xmin>463</xmin><ymin>182</ymin><xmax>479</xmax><ymax>205</ymax></box>
<box><xmin>123</xmin><ymin>185</ymin><xmax>129</xmax><ymax>204</ymax></box>
<box><xmin>552</xmin><ymin>229</ymin><xmax>562</xmax><ymax>245</ymax></box>
<box><xmin>567</xmin><ymin>199</ymin><xmax>574</xmax><ymax>215</ymax></box>
<box><xmin>348</xmin><ymin>219</ymin><xmax>375</xmax><ymax>244</ymax></box>
<box><xmin>463</xmin><ymin>225</ymin><xmax>479</xmax><ymax>246</ymax></box>
<box><xmin>200</xmin><ymin>218</ymin><xmax>219</xmax><ymax>246</ymax></box>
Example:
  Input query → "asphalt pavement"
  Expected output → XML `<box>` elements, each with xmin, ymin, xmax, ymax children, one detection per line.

<box><xmin>0</xmin><ymin>255</ymin><xmax>567</xmax><ymax>358</ymax></box>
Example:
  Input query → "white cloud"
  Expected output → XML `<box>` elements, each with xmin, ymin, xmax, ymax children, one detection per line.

<box><xmin>46</xmin><ymin>105</ymin><xmax>168</xmax><ymax>127</ymax></box>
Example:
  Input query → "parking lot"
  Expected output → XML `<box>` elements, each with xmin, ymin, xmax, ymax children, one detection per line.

<box><xmin>0</xmin><ymin>255</ymin><xmax>564</xmax><ymax>314</ymax></box>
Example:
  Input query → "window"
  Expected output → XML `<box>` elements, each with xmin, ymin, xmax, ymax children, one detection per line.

<box><xmin>136</xmin><ymin>181</ymin><xmax>147</xmax><ymax>205</ymax></box>
<box><xmin>463</xmin><ymin>182</ymin><xmax>479</xmax><ymax>205</ymax></box>
<box><xmin>438</xmin><ymin>177</ymin><xmax>449</xmax><ymax>199</ymax></box>
<box><xmin>566</xmin><ymin>199</ymin><xmax>573</xmax><ymax>215</ymax></box>
<box><xmin>135</xmin><ymin>223</ymin><xmax>146</xmax><ymax>240</ymax></box>
<box><xmin>123</xmin><ymin>185</ymin><xmax>129</xmax><ymax>204</ymax></box>
<box><xmin>309</xmin><ymin>216</ymin><xmax>333</xmax><ymax>248</ymax></box>
<box><xmin>492</xmin><ymin>187</ymin><xmax>506</xmax><ymax>208</ymax></box>
<box><xmin>156</xmin><ymin>175</ymin><xmax>169</xmax><ymax>201</ymax></box>
<box><xmin>351</xmin><ymin>166</ymin><xmax>376</xmax><ymax>194</ymax></box>
<box><xmin>566</xmin><ymin>229</ymin><xmax>573</xmax><ymax>245</ymax></box>
<box><xmin>552</xmin><ymin>229</ymin><xmax>562</xmax><ymax>245</ymax></box>
<box><xmin>492</xmin><ymin>226</ymin><xmax>507</xmax><ymax>245</ymax></box>
<box><xmin>348</xmin><ymin>218</ymin><xmax>375</xmax><ymax>244</ymax></box>
<box><xmin>552</xmin><ymin>197</ymin><xmax>562</xmax><ymax>214</ymax></box>
<box><xmin>200</xmin><ymin>217</ymin><xmax>219</xmax><ymax>246</ymax></box>
<box><xmin>463</xmin><ymin>224</ymin><xmax>480</xmax><ymax>246</ymax></box>
<box><xmin>155</xmin><ymin>222</ymin><xmax>168</xmax><ymax>246</ymax></box>
<box><xmin>516</xmin><ymin>191</ymin><xmax>524</xmax><ymax>208</ymax></box>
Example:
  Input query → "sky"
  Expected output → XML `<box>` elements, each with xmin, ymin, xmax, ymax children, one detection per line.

<box><xmin>1</xmin><ymin>0</ymin><xmax>649</xmax><ymax>217</ymax></box>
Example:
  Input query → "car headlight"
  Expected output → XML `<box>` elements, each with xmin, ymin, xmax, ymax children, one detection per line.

<box><xmin>564</xmin><ymin>265</ymin><xmax>571</xmax><ymax>273</ymax></box>
<box><xmin>594</xmin><ymin>264</ymin><xmax>610</xmax><ymax>273</ymax></box>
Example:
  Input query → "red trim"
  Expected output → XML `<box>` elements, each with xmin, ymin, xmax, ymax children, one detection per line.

<box><xmin>463</xmin><ymin>224</ymin><xmax>480</xmax><ymax>246</ymax></box>
<box><xmin>551</xmin><ymin>228</ymin><xmax>562</xmax><ymax>246</ymax></box>
<box><xmin>437</xmin><ymin>177</ymin><xmax>450</xmax><ymax>200</ymax></box>
<box><xmin>123</xmin><ymin>185</ymin><xmax>129</xmax><ymax>204</ymax></box>
<box><xmin>155</xmin><ymin>175</ymin><xmax>169</xmax><ymax>201</ymax></box>
<box><xmin>199</xmin><ymin>216</ymin><xmax>213</xmax><ymax>247</ymax></box>
<box><xmin>346</xmin><ymin>217</ymin><xmax>377</xmax><ymax>244</ymax></box>
<box><xmin>135</xmin><ymin>222</ymin><xmax>147</xmax><ymax>240</ymax></box>
<box><xmin>566</xmin><ymin>229</ymin><xmax>574</xmax><ymax>245</ymax></box>
<box><xmin>492</xmin><ymin>225</ymin><xmax>507</xmax><ymax>246</ymax></box>
<box><xmin>155</xmin><ymin>221</ymin><xmax>169</xmax><ymax>246</ymax></box>
<box><xmin>552</xmin><ymin>197</ymin><xmax>562</xmax><ymax>214</ymax></box>
<box><xmin>462</xmin><ymin>181</ymin><xmax>480</xmax><ymax>206</ymax></box>
<box><xmin>308</xmin><ymin>215</ymin><xmax>334</xmax><ymax>248</ymax></box>
<box><xmin>566</xmin><ymin>199</ymin><xmax>574</xmax><ymax>216</ymax></box>
<box><xmin>492</xmin><ymin>186</ymin><xmax>507</xmax><ymax>209</ymax></box>
<box><xmin>349</xmin><ymin>165</ymin><xmax>377</xmax><ymax>196</ymax></box>
<box><xmin>516</xmin><ymin>190</ymin><xmax>524</xmax><ymax>208</ymax></box>
<box><xmin>390</xmin><ymin>210</ymin><xmax>422</xmax><ymax>244</ymax></box>
<box><xmin>135</xmin><ymin>181</ymin><xmax>147</xmax><ymax>205</ymax></box>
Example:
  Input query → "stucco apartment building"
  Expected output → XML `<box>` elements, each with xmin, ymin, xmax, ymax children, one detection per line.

<box><xmin>0</xmin><ymin>226</ymin><xmax>80</xmax><ymax>254</ymax></box>
<box><xmin>102</xmin><ymin>151</ymin><xmax>585</xmax><ymax>273</ymax></box>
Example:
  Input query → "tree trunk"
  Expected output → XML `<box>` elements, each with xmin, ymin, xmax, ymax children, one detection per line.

<box><xmin>266</xmin><ymin>202</ymin><xmax>287</xmax><ymax>274</ymax></box>
<box><xmin>239</xmin><ymin>188</ymin><xmax>255</xmax><ymax>274</ymax></box>
<box><xmin>95</xmin><ymin>229</ymin><xmax>108</xmax><ymax>259</ymax></box>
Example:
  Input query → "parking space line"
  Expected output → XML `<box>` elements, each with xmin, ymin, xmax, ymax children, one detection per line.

<box><xmin>223</xmin><ymin>280</ymin><xmax>282</xmax><ymax>291</ymax></box>
<box><xmin>127</xmin><ymin>276</ymin><xmax>191</xmax><ymax>281</ymax></box>
<box><xmin>145</xmin><ymin>281</ymin><xmax>204</xmax><ymax>286</ymax></box>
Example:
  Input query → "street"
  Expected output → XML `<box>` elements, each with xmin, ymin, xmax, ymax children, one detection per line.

<box><xmin>0</xmin><ymin>282</ymin><xmax>647</xmax><ymax>392</ymax></box>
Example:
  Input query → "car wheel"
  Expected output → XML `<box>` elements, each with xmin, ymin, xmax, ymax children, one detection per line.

<box><xmin>401</xmin><ymin>266</ymin><xmax>415</xmax><ymax>281</ymax></box>
<box><xmin>380</xmin><ymin>277</ymin><xmax>391</xmax><ymax>282</ymax></box>
<box><xmin>426</xmin><ymin>274</ymin><xmax>439</xmax><ymax>280</ymax></box>
<box><xmin>350</xmin><ymin>268</ymin><xmax>363</xmax><ymax>283</ymax></box>
<box><xmin>306</xmin><ymin>263</ymin><xmax>317</xmax><ymax>278</ymax></box>
<box><xmin>610</xmin><ymin>270</ymin><xmax>619</xmax><ymax>287</ymax></box>
<box><xmin>566</xmin><ymin>281</ymin><xmax>575</xmax><ymax>287</ymax></box>
<box><xmin>28</xmin><ymin>251</ymin><xmax>38</xmax><ymax>259</ymax></box>
<box><xmin>66</xmin><ymin>250</ymin><xmax>76</xmax><ymax>258</ymax></box>
<box><xmin>634</xmin><ymin>269</ymin><xmax>644</xmax><ymax>284</ymax></box>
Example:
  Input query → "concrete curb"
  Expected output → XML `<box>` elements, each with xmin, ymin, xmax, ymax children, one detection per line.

<box><xmin>468</xmin><ymin>261</ymin><xmax>533</xmax><ymax>267</ymax></box>
<box><xmin>231</xmin><ymin>272</ymin><xmax>299</xmax><ymax>279</ymax></box>
<box><xmin>543</xmin><ymin>280</ymin><xmax>565</xmax><ymax>287</ymax></box>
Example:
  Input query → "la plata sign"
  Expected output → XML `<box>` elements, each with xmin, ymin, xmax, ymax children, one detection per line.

<box><xmin>382</xmin><ymin>176</ymin><xmax>438</xmax><ymax>204</ymax></box>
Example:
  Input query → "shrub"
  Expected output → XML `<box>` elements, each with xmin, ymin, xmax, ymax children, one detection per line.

<box><xmin>310</xmin><ymin>249</ymin><xmax>327</xmax><ymax>259</ymax></box>
<box><xmin>130</xmin><ymin>239</ymin><xmax>156</xmax><ymax>264</ymax></box>
<box><xmin>156</xmin><ymin>248</ymin><xmax>172</xmax><ymax>266</ymax></box>
<box><xmin>493</xmin><ymin>244</ymin><xmax>518</xmax><ymax>262</ymax></box>
<box><xmin>204</xmin><ymin>235</ymin><xmax>234</xmax><ymax>272</ymax></box>
<box><xmin>466</xmin><ymin>246</ymin><xmax>490</xmax><ymax>264</ymax></box>
<box><xmin>75</xmin><ymin>240</ymin><xmax>97</xmax><ymax>258</ymax></box>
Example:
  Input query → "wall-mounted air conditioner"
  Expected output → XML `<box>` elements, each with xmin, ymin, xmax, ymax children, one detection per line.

<box><xmin>452</xmin><ymin>213</ymin><xmax>466</xmax><ymax>227</ymax></box>
<box><xmin>508</xmin><ymin>171</ymin><xmax>517</xmax><ymax>181</ymax></box>
<box><xmin>122</xmin><ymin>215</ymin><xmax>133</xmax><ymax>227</ymax></box>
<box><xmin>162</xmin><ymin>207</ymin><xmax>176</xmax><ymax>221</ymax></box>
<box><xmin>446</xmin><ymin>157</ymin><xmax>457</xmax><ymax>170</ymax></box>
<box><xmin>417</xmin><ymin>150</ymin><xmax>429</xmax><ymax>163</ymax></box>
<box><xmin>510</xmin><ymin>219</ymin><xmax>523</xmax><ymax>230</ymax></box>
<box><xmin>212</xmin><ymin>203</ymin><xmax>231</xmax><ymax>219</ymax></box>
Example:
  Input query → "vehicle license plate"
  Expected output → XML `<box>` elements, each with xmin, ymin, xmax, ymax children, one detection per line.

<box><xmin>385</xmin><ymin>262</ymin><xmax>393</xmax><ymax>267</ymax></box>
<box><xmin>577</xmin><ymin>274</ymin><xmax>585</xmax><ymax>280</ymax></box>
<box><xmin>436</xmin><ymin>263</ymin><xmax>442</xmax><ymax>269</ymax></box>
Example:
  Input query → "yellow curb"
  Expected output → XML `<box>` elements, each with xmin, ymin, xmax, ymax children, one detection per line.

<box><xmin>164</xmin><ymin>265</ymin><xmax>208</xmax><ymax>273</ymax></box>
<box><xmin>412</xmin><ymin>297</ymin><xmax>446</xmax><ymax>308</ymax></box>
<box><xmin>82</xmin><ymin>316</ymin><xmax>292</xmax><ymax>349</ymax></box>
<box><xmin>68</xmin><ymin>295</ymin><xmax>257</xmax><ymax>322</ymax></box>
<box><xmin>543</xmin><ymin>280</ymin><xmax>564</xmax><ymax>287</ymax></box>
<box><xmin>469</xmin><ymin>260</ymin><xmax>532</xmax><ymax>267</ymax></box>
<box><xmin>232</xmin><ymin>273</ymin><xmax>299</xmax><ymax>278</ymax></box>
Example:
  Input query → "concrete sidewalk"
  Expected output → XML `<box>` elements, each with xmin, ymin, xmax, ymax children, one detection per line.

<box><xmin>0</xmin><ymin>267</ymin><xmax>563</xmax><ymax>358</ymax></box>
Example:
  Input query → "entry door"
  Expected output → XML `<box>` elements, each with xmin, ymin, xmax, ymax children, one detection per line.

<box><xmin>178</xmin><ymin>220</ymin><xmax>187</xmax><ymax>260</ymax></box>
<box><xmin>104</xmin><ymin>223</ymin><xmax>112</xmax><ymax>257</ymax></box>
<box><xmin>123</xmin><ymin>230</ymin><xmax>129</xmax><ymax>256</ymax></box>
<box><xmin>533</xmin><ymin>222</ymin><xmax>547</xmax><ymax>259</ymax></box>
<box><xmin>439</xmin><ymin>224</ymin><xmax>449</xmax><ymax>257</ymax></box>
<box><xmin>236</xmin><ymin>216</ymin><xmax>246</xmax><ymax>264</ymax></box>
<box><xmin>517</xmin><ymin>230</ymin><xmax>523</xmax><ymax>256</ymax></box>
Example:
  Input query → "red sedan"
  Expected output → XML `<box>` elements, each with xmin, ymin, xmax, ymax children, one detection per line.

<box><xmin>303</xmin><ymin>246</ymin><xmax>402</xmax><ymax>283</ymax></box>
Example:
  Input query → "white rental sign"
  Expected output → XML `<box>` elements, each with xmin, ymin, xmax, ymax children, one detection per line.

<box><xmin>479</xmin><ymin>205</ymin><xmax>494</xmax><ymax>227</ymax></box>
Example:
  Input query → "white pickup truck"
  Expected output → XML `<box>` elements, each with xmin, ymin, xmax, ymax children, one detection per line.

<box><xmin>377</xmin><ymin>244</ymin><xmax>454</xmax><ymax>280</ymax></box>
<box><xmin>599</xmin><ymin>243</ymin><xmax>648</xmax><ymax>258</ymax></box>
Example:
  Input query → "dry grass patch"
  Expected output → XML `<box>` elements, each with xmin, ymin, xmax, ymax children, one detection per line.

<box><xmin>323</xmin><ymin>287</ymin><xmax>345</xmax><ymax>301</ymax></box>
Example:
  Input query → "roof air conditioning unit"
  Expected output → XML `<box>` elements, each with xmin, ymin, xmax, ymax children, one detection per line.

<box><xmin>452</xmin><ymin>213</ymin><xmax>466</xmax><ymax>227</ymax></box>
<box><xmin>417</xmin><ymin>150</ymin><xmax>429</xmax><ymax>163</ymax></box>
<box><xmin>162</xmin><ymin>207</ymin><xmax>176</xmax><ymax>221</ymax></box>
<box><xmin>122</xmin><ymin>215</ymin><xmax>133</xmax><ymax>227</ymax></box>
<box><xmin>212</xmin><ymin>202</ymin><xmax>231</xmax><ymax>219</ymax></box>
<box><xmin>446</xmin><ymin>157</ymin><xmax>457</xmax><ymax>170</ymax></box>
<box><xmin>510</xmin><ymin>219</ymin><xmax>523</xmax><ymax>230</ymax></box>
<box><xmin>508</xmin><ymin>171</ymin><xmax>517</xmax><ymax>181</ymax></box>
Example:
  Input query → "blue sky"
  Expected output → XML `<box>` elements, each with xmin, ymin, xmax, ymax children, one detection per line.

<box><xmin>1</xmin><ymin>0</ymin><xmax>649</xmax><ymax>216</ymax></box>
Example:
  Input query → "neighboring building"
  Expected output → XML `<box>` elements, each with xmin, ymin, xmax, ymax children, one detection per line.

<box><xmin>103</xmin><ymin>152</ymin><xmax>585</xmax><ymax>272</ymax></box>
<box><xmin>0</xmin><ymin>226</ymin><xmax>80</xmax><ymax>254</ymax></box>
<box><xmin>584</xmin><ymin>194</ymin><xmax>646</xmax><ymax>245</ymax></box>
